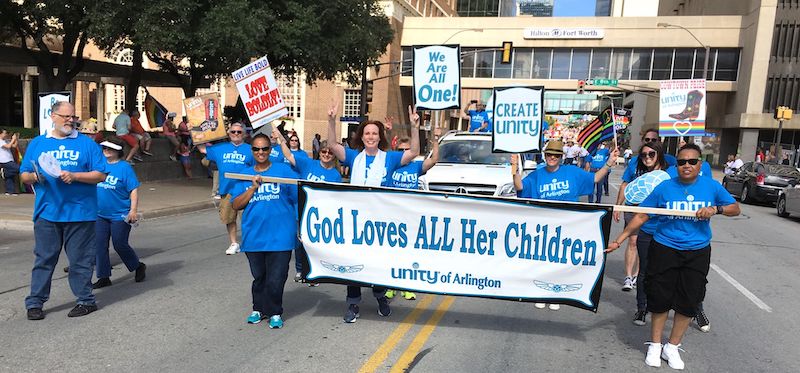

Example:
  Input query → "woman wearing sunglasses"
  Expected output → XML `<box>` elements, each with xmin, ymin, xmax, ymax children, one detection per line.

<box><xmin>606</xmin><ymin>143</ymin><xmax>739</xmax><ymax>370</ymax></box>
<box><xmin>327</xmin><ymin>102</ymin><xmax>420</xmax><ymax>323</ymax></box>
<box><xmin>231</xmin><ymin>134</ymin><xmax>299</xmax><ymax>329</ymax></box>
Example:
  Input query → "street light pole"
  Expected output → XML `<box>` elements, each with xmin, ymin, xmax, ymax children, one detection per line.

<box><xmin>657</xmin><ymin>23</ymin><xmax>709</xmax><ymax>79</ymax></box>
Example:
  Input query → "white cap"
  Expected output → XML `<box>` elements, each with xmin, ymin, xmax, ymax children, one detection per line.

<box><xmin>100</xmin><ymin>141</ymin><xmax>122</xmax><ymax>151</ymax></box>
<box><xmin>167</xmin><ymin>112</ymin><xmax>177</xmax><ymax>118</ymax></box>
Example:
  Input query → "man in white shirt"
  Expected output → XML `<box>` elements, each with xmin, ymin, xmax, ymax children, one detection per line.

<box><xmin>0</xmin><ymin>128</ymin><xmax>20</xmax><ymax>195</ymax></box>
<box><xmin>563</xmin><ymin>140</ymin><xmax>582</xmax><ymax>165</ymax></box>
<box><xmin>724</xmin><ymin>154</ymin><xmax>744</xmax><ymax>175</ymax></box>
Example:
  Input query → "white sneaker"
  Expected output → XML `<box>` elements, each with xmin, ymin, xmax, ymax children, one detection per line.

<box><xmin>225</xmin><ymin>242</ymin><xmax>240</xmax><ymax>255</ymax></box>
<box><xmin>622</xmin><ymin>276</ymin><xmax>634</xmax><ymax>291</ymax></box>
<box><xmin>534</xmin><ymin>303</ymin><xmax>546</xmax><ymax>309</ymax></box>
<box><xmin>644</xmin><ymin>342</ymin><xmax>662</xmax><ymax>367</ymax></box>
<box><xmin>548</xmin><ymin>303</ymin><xmax>560</xmax><ymax>311</ymax></box>
<box><xmin>661</xmin><ymin>343</ymin><xmax>685</xmax><ymax>370</ymax></box>
<box><xmin>632</xmin><ymin>275</ymin><xmax>638</xmax><ymax>289</ymax></box>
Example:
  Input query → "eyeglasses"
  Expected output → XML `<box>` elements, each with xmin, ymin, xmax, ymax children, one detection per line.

<box><xmin>676</xmin><ymin>158</ymin><xmax>701</xmax><ymax>166</ymax></box>
<box><xmin>290</xmin><ymin>138</ymin><xmax>299</xmax><ymax>142</ymax></box>
<box><xmin>319</xmin><ymin>150</ymin><xmax>332</xmax><ymax>155</ymax></box>
<box><xmin>397</xmin><ymin>147</ymin><xmax>411</xmax><ymax>151</ymax></box>
<box><xmin>640</xmin><ymin>151</ymin><xmax>657</xmax><ymax>159</ymax></box>
<box><xmin>229</xmin><ymin>130</ymin><xmax>243</xmax><ymax>134</ymax></box>
<box><xmin>53</xmin><ymin>113</ymin><xmax>74</xmax><ymax>120</ymax></box>
<box><xmin>251</xmin><ymin>146</ymin><xmax>270</xmax><ymax>152</ymax></box>
<box><xmin>643</xmin><ymin>137</ymin><xmax>659</xmax><ymax>143</ymax></box>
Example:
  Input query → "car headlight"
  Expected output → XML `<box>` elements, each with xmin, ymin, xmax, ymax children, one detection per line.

<box><xmin>499</xmin><ymin>182</ymin><xmax>516</xmax><ymax>196</ymax></box>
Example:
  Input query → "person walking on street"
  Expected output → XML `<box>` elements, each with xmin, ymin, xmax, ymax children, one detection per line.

<box><xmin>19</xmin><ymin>101</ymin><xmax>107</xmax><ymax>320</ymax></box>
<box><xmin>93</xmin><ymin>139</ymin><xmax>146</xmax><ymax>289</ymax></box>
<box><xmin>0</xmin><ymin>128</ymin><xmax>20</xmax><ymax>195</ymax></box>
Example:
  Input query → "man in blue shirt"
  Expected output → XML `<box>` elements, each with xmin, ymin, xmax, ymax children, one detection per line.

<box><xmin>200</xmin><ymin>122</ymin><xmax>255</xmax><ymax>255</ymax></box>
<box><xmin>19</xmin><ymin>102</ymin><xmax>107</xmax><ymax>320</ymax></box>
<box><xmin>588</xmin><ymin>142</ymin><xmax>611</xmax><ymax>203</ymax></box>
<box><xmin>463</xmin><ymin>100</ymin><xmax>491</xmax><ymax>132</ymax></box>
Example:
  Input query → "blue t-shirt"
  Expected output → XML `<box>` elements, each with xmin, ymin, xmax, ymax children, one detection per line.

<box><xmin>665</xmin><ymin>162</ymin><xmax>713</xmax><ymax>179</ymax></box>
<box><xmin>517</xmin><ymin>165</ymin><xmax>595</xmax><ymax>202</ymax></box>
<box><xmin>622</xmin><ymin>154</ymin><xmax>677</xmax><ymax>182</ymax></box>
<box><xmin>20</xmin><ymin>132</ymin><xmax>107</xmax><ymax>222</ymax></box>
<box><xmin>390</xmin><ymin>161</ymin><xmax>424</xmax><ymax>189</ymax></box>
<box><xmin>467</xmin><ymin>110</ymin><xmax>492</xmax><ymax>132</ymax></box>
<box><xmin>589</xmin><ymin>148</ymin><xmax>610</xmax><ymax>169</ymax></box>
<box><xmin>205</xmin><ymin>142</ymin><xmax>254</xmax><ymax>195</ymax></box>
<box><xmin>114</xmin><ymin>113</ymin><xmax>131</xmax><ymax>136</ymax></box>
<box><xmin>639</xmin><ymin>177</ymin><xmax>735</xmax><ymax>250</ymax></box>
<box><xmin>344</xmin><ymin>148</ymin><xmax>404</xmax><ymax>186</ymax></box>
<box><xmin>97</xmin><ymin>161</ymin><xmax>140</xmax><ymax>220</ymax></box>
<box><xmin>295</xmin><ymin>155</ymin><xmax>342</xmax><ymax>183</ymax></box>
<box><xmin>231</xmin><ymin>164</ymin><xmax>299</xmax><ymax>252</ymax></box>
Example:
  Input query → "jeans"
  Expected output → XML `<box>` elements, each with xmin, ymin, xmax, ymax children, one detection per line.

<box><xmin>294</xmin><ymin>244</ymin><xmax>308</xmax><ymax>273</ymax></box>
<box><xmin>1</xmin><ymin>161</ymin><xmax>19</xmax><ymax>194</ymax></box>
<box><xmin>25</xmin><ymin>219</ymin><xmax>96</xmax><ymax>309</ymax></box>
<box><xmin>588</xmin><ymin>168</ymin><xmax>605</xmax><ymax>203</ymax></box>
<box><xmin>635</xmin><ymin>231</ymin><xmax>654</xmax><ymax>311</ymax></box>
<box><xmin>245</xmin><ymin>251</ymin><xmax>291</xmax><ymax>316</ymax></box>
<box><xmin>347</xmin><ymin>286</ymin><xmax>387</xmax><ymax>305</ymax></box>
<box><xmin>95</xmin><ymin>217</ymin><xmax>141</xmax><ymax>279</ymax></box>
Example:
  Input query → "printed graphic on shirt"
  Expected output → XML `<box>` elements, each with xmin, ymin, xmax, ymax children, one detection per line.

<box><xmin>391</xmin><ymin>169</ymin><xmax>419</xmax><ymax>189</ymax></box>
<box><xmin>251</xmin><ymin>182</ymin><xmax>282</xmax><ymax>202</ymax></box>
<box><xmin>98</xmin><ymin>175</ymin><xmax>119</xmax><ymax>189</ymax></box>
<box><xmin>664</xmin><ymin>194</ymin><xmax>711</xmax><ymax>221</ymax></box>
<box><xmin>44</xmin><ymin>145</ymin><xmax>80</xmax><ymax>167</ymax></box>
<box><xmin>539</xmin><ymin>178</ymin><xmax>571</xmax><ymax>199</ymax></box>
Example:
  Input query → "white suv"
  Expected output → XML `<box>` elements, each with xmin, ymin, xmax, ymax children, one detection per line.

<box><xmin>419</xmin><ymin>131</ymin><xmax>531</xmax><ymax>197</ymax></box>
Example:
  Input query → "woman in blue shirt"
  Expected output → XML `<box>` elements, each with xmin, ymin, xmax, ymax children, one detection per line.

<box><xmin>93</xmin><ymin>139</ymin><xmax>145</xmax><ymax>289</ymax></box>
<box><xmin>231</xmin><ymin>134</ymin><xmax>299</xmax><ymax>329</ymax></box>
<box><xmin>606</xmin><ymin>143</ymin><xmax>740</xmax><ymax>370</ymax></box>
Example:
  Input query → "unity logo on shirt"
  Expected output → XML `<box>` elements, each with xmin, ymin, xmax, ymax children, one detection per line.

<box><xmin>306</xmin><ymin>173</ymin><xmax>327</xmax><ymax>182</ymax></box>
<box><xmin>98</xmin><ymin>175</ymin><xmax>119</xmax><ymax>190</ymax></box>
<box><xmin>665</xmin><ymin>194</ymin><xmax>711</xmax><ymax>220</ymax></box>
<box><xmin>223</xmin><ymin>151</ymin><xmax>247</xmax><ymax>164</ymax></box>
<box><xmin>539</xmin><ymin>178</ymin><xmax>571</xmax><ymax>198</ymax></box>
<box><xmin>45</xmin><ymin>145</ymin><xmax>80</xmax><ymax>166</ymax></box>
<box><xmin>252</xmin><ymin>182</ymin><xmax>282</xmax><ymax>202</ymax></box>
<box><xmin>392</xmin><ymin>171</ymin><xmax>418</xmax><ymax>188</ymax></box>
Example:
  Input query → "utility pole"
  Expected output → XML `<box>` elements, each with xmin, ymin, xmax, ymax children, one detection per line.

<box><xmin>774</xmin><ymin>106</ymin><xmax>793</xmax><ymax>163</ymax></box>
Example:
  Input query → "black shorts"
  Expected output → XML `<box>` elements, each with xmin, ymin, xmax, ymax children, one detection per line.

<box><xmin>645</xmin><ymin>240</ymin><xmax>710</xmax><ymax>317</ymax></box>
<box><xmin>623</xmin><ymin>211</ymin><xmax>640</xmax><ymax>235</ymax></box>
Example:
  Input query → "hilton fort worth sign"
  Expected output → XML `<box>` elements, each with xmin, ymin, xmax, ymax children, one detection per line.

<box><xmin>523</xmin><ymin>28</ymin><xmax>605</xmax><ymax>40</ymax></box>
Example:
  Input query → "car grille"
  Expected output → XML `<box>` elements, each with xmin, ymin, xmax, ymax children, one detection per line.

<box><xmin>427</xmin><ymin>183</ymin><xmax>498</xmax><ymax>195</ymax></box>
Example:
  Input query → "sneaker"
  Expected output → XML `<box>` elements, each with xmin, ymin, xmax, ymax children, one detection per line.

<box><xmin>633</xmin><ymin>310</ymin><xmax>647</xmax><ymax>326</ymax></box>
<box><xmin>377</xmin><ymin>296</ymin><xmax>391</xmax><ymax>317</ymax></box>
<box><xmin>632</xmin><ymin>276</ymin><xmax>638</xmax><ymax>289</ymax></box>
<box><xmin>534</xmin><ymin>303</ymin><xmax>547</xmax><ymax>309</ymax></box>
<box><xmin>294</xmin><ymin>272</ymin><xmax>302</xmax><ymax>283</ymax></box>
<box><xmin>402</xmin><ymin>291</ymin><xmax>416</xmax><ymax>300</ymax></box>
<box><xmin>92</xmin><ymin>277</ymin><xmax>112</xmax><ymax>289</ymax></box>
<box><xmin>132</xmin><ymin>154</ymin><xmax>143</xmax><ymax>162</ymax></box>
<box><xmin>27</xmin><ymin>307</ymin><xmax>45</xmax><ymax>320</ymax></box>
<box><xmin>67</xmin><ymin>304</ymin><xmax>98</xmax><ymax>318</ymax></box>
<box><xmin>247</xmin><ymin>311</ymin><xmax>264</xmax><ymax>324</ymax></box>
<box><xmin>169</xmin><ymin>155</ymin><xmax>177</xmax><ymax>162</ymax></box>
<box><xmin>622</xmin><ymin>276</ymin><xmax>634</xmax><ymax>291</ymax></box>
<box><xmin>225</xmin><ymin>242</ymin><xmax>240</xmax><ymax>255</ymax></box>
<box><xmin>385</xmin><ymin>290</ymin><xmax>396</xmax><ymax>299</ymax></box>
<box><xmin>661</xmin><ymin>343</ymin><xmax>685</xmax><ymax>370</ymax></box>
<box><xmin>343</xmin><ymin>304</ymin><xmax>360</xmax><ymax>323</ymax></box>
<box><xmin>142</xmin><ymin>150</ymin><xmax>153</xmax><ymax>156</ymax></box>
<box><xmin>268</xmin><ymin>315</ymin><xmax>283</xmax><ymax>329</ymax></box>
<box><xmin>135</xmin><ymin>262</ymin><xmax>146</xmax><ymax>282</ymax></box>
<box><xmin>548</xmin><ymin>303</ymin><xmax>560</xmax><ymax>311</ymax></box>
<box><xmin>213</xmin><ymin>195</ymin><xmax>221</xmax><ymax>200</ymax></box>
<box><xmin>307</xmin><ymin>282</ymin><xmax>319</xmax><ymax>287</ymax></box>
<box><xmin>644</xmin><ymin>342</ymin><xmax>662</xmax><ymax>367</ymax></box>
<box><xmin>695</xmin><ymin>310</ymin><xmax>710</xmax><ymax>333</ymax></box>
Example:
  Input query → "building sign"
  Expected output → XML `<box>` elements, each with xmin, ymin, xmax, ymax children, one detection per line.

<box><xmin>659</xmin><ymin>79</ymin><xmax>706</xmax><ymax>137</ymax></box>
<box><xmin>413</xmin><ymin>45</ymin><xmax>461</xmax><ymax>111</ymax></box>
<box><xmin>38</xmin><ymin>91</ymin><xmax>71</xmax><ymax>135</ymax></box>
<box><xmin>492</xmin><ymin>86</ymin><xmax>544</xmax><ymax>153</ymax></box>
<box><xmin>523</xmin><ymin>28</ymin><xmax>605</xmax><ymax>39</ymax></box>
<box><xmin>232</xmin><ymin>55</ymin><xmax>288</xmax><ymax>129</ymax></box>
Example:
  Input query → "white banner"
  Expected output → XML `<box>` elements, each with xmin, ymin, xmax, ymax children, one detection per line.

<box><xmin>659</xmin><ymin>79</ymin><xmax>706</xmax><ymax>137</ymax></box>
<box><xmin>232</xmin><ymin>55</ymin><xmax>289</xmax><ymax>129</ymax></box>
<box><xmin>492</xmin><ymin>86</ymin><xmax>544</xmax><ymax>153</ymax></box>
<box><xmin>38</xmin><ymin>92</ymin><xmax>71</xmax><ymax>135</ymax></box>
<box><xmin>299</xmin><ymin>183</ymin><xmax>610</xmax><ymax>311</ymax></box>
<box><xmin>413</xmin><ymin>45</ymin><xmax>461</xmax><ymax>111</ymax></box>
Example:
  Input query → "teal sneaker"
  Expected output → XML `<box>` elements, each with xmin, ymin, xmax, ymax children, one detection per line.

<box><xmin>247</xmin><ymin>311</ymin><xmax>264</xmax><ymax>324</ymax></box>
<box><xmin>268</xmin><ymin>315</ymin><xmax>283</xmax><ymax>329</ymax></box>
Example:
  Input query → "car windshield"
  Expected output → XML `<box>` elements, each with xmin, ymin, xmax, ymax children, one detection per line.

<box><xmin>439</xmin><ymin>140</ymin><xmax>511</xmax><ymax>165</ymax></box>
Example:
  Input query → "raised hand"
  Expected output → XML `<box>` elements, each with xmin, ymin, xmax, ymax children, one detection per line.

<box><xmin>408</xmin><ymin>105</ymin><xmax>420</xmax><ymax>128</ymax></box>
<box><xmin>384</xmin><ymin>116</ymin><xmax>394</xmax><ymax>131</ymax></box>
<box><xmin>327</xmin><ymin>100</ymin><xmax>339</xmax><ymax>119</ymax></box>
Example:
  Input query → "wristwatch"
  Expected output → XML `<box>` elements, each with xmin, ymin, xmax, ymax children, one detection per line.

<box><xmin>716</xmin><ymin>205</ymin><xmax>724</xmax><ymax>215</ymax></box>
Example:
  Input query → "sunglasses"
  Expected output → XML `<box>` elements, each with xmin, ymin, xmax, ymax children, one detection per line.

<box><xmin>677</xmin><ymin>158</ymin><xmax>701</xmax><ymax>166</ymax></box>
<box><xmin>251</xmin><ymin>146</ymin><xmax>270</xmax><ymax>152</ymax></box>
<box><xmin>640</xmin><ymin>151</ymin><xmax>657</xmax><ymax>159</ymax></box>
<box><xmin>643</xmin><ymin>137</ymin><xmax>659</xmax><ymax>143</ymax></box>
<box><xmin>229</xmin><ymin>130</ymin><xmax>243</xmax><ymax>134</ymax></box>
<box><xmin>319</xmin><ymin>150</ymin><xmax>332</xmax><ymax>155</ymax></box>
<box><xmin>397</xmin><ymin>147</ymin><xmax>411</xmax><ymax>151</ymax></box>
<box><xmin>290</xmin><ymin>138</ymin><xmax>299</xmax><ymax>142</ymax></box>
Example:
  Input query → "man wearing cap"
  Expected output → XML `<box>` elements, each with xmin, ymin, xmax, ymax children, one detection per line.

<box><xmin>19</xmin><ymin>101</ymin><xmax>107</xmax><ymax>320</ymax></box>
<box><xmin>199</xmin><ymin>122</ymin><xmax>254</xmax><ymax>255</ymax></box>
<box><xmin>162</xmin><ymin>112</ymin><xmax>180</xmax><ymax>161</ymax></box>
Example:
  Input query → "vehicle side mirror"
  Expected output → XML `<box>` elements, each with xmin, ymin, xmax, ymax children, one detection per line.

<box><xmin>523</xmin><ymin>160</ymin><xmax>537</xmax><ymax>170</ymax></box>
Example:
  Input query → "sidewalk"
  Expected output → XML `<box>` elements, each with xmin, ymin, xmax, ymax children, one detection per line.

<box><xmin>0</xmin><ymin>177</ymin><xmax>217</xmax><ymax>231</ymax></box>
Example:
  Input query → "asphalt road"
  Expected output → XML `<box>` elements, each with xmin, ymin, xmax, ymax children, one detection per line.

<box><xmin>1</xmin><ymin>185</ymin><xmax>798</xmax><ymax>372</ymax></box>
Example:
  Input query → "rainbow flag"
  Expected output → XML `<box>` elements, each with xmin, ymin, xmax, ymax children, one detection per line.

<box><xmin>144</xmin><ymin>93</ymin><xmax>168</xmax><ymax>128</ymax></box>
<box><xmin>577</xmin><ymin>108</ymin><xmax>614</xmax><ymax>154</ymax></box>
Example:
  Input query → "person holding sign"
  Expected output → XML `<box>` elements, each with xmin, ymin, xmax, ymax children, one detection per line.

<box><xmin>327</xmin><ymin>102</ymin><xmax>421</xmax><ymax>323</ymax></box>
<box><xmin>606</xmin><ymin>143</ymin><xmax>739</xmax><ymax>370</ymax></box>
<box><xmin>511</xmin><ymin>139</ymin><xmax>618</xmax><ymax>310</ymax></box>
<box><xmin>463</xmin><ymin>100</ymin><xmax>491</xmax><ymax>132</ymax></box>
<box><xmin>231</xmin><ymin>134</ymin><xmax>299</xmax><ymax>329</ymax></box>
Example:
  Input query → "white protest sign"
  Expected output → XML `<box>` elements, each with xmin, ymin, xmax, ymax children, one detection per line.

<box><xmin>491</xmin><ymin>86</ymin><xmax>544</xmax><ymax>153</ymax></box>
<box><xmin>413</xmin><ymin>45</ymin><xmax>461</xmax><ymax>110</ymax></box>
<box><xmin>232</xmin><ymin>55</ymin><xmax>288</xmax><ymax>129</ymax></box>
<box><xmin>38</xmin><ymin>92</ymin><xmax>71</xmax><ymax>135</ymax></box>
<box><xmin>659</xmin><ymin>79</ymin><xmax>706</xmax><ymax>137</ymax></box>
<box><xmin>299</xmin><ymin>183</ymin><xmax>610</xmax><ymax>311</ymax></box>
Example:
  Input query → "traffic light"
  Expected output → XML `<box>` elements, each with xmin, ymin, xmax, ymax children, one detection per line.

<box><xmin>577</xmin><ymin>80</ymin><xmax>586</xmax><ymax>94</ymax></box>
<box><xmin>366</xmin><ymin>81</ymin><xmax>374</xmax><ymax>103</ymax></box>
<box><xmin>501</xmin><ymin>41</ymin><xmax>513</xmax><ymax>64</ymax></box>
<box><xmin>775</xmin><ymin>106</ymin><xmax>793</xmax><ymax>120</ymax></box>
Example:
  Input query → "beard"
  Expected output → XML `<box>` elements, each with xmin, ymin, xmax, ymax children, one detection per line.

<box><xmin>57</xmin><ymin>125</ymin><xmax>74</xmax><ymax>136</ymax></box>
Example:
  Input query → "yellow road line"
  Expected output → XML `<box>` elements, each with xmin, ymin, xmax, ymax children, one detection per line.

<box><xmin>358</xmin><ymin>294</ymin><xmax>437</xmax><ymax>373</ymax></box>
<box><xmin>389</xmin><ymin>296</ymin><xmax>455</xmax><ymax>373</ymax></box>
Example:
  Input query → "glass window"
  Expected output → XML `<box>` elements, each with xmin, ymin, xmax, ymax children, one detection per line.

<box><xmin>590</xmin><ymin>49</ymin><xmax>611</xmax><ymax>79</ymax></box>
<box><xmin>570</xmin><ymin>49</ymin><xmax>590</xmax><ymax>79</ymax></box>
<box><xmin>401</xmin><ymin>47</ymin><xmax>413</xmax><ymax>77</ymax></box>
<box><xmin>694</xmin><ymin>48</ymin><xmax>710</xmax><ymax>79</ymax></box>
<box><xmin>714</xmin><ymin>48</ymin><xmax>739</xmax><ymax>81</ymax></box>
<box><xmin>494</xmin><ymin>49</ymin><xmax>512</xmax><ymax>78</ymax></box>
<box><xmin>672</xmin><ymin>49</ymin><xmax>694</xmax><ymax>79</ymax></box>
<box><xmin>551</xmin><ymin>50</ymin><xmax>571</xmax><ymax>79</ymax></box>
<box><xmin>461</xmin><ymin>48</ymin><xmax>476</xmax><ymax>78</ymax></box>
<box><xmin>475</xmin><ymin>50</ymin><xmax>494</xmax><ymax>78</ymax></box>
<box><xmin>512</xmin><ymin>48</ymin><xmax>533</xmax><ymax>79</ymax></box>
<box><xmin>630</xmin><ymin>49</ymin><xmax>652</xmax><ymax>80</ymax></box>
<box><xmin>610</xmin><ymin>48</ymin><xmax>631</xmax><ymax>80</ymax></box>
<box><xmin>532</xmin><ymin>48</ymin><xmax>552</xmax><ymax>79</ymax></box>
<box><xmin>651</xmin><ymin>49</ymin><xmax>673</xmax><ymax>80</ymax></box>
<box><xmin>343</xmin><ymin>90</ymin><xmax>361</xmax><ymax>118</ymax></box>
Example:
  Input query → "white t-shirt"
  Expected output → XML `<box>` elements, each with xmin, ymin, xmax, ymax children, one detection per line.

<box><xmin>0</xmin><ymin>139</ymin><xmax>14</xmax><ymax>163</ymax></box>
